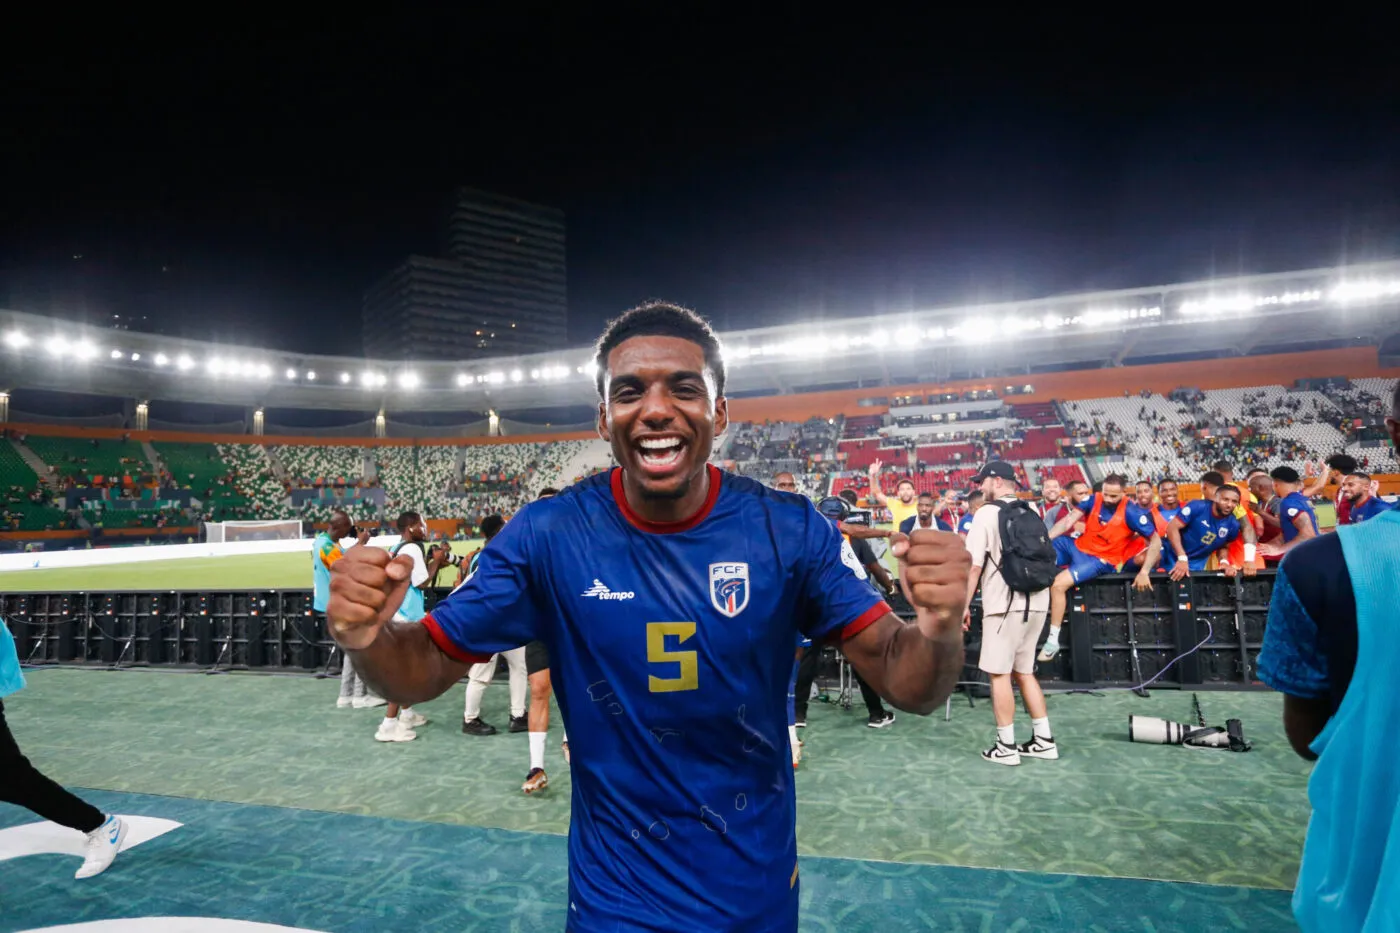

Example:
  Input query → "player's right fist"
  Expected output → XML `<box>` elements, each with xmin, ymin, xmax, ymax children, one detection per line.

<box><xmin>327</xmin><ymin>546</ymin><xmax>412</xmax><ymax>651</ymax></box>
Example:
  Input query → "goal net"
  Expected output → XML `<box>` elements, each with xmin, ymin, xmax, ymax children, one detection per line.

<box><xmin>204</xmin><ymin>520</ymin><xmax>304</xmax><ymax>543</ymax></box>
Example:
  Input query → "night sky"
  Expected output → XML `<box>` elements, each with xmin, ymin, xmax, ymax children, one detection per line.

<box><xmin>2</xmin><ymin>11</ymin><xmax>1397</xmax><ymax>359</ymax></box>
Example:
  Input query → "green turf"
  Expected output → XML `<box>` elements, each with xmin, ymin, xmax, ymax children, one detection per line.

<box><xmin>0</xmin><ymin>540</ymin><xmax>483</xmax><ymax>592</ymax></box>
<box><xmin>6</xmin><ymin>668</ymin><xmax>1310</xmax><ymax>889</ymax></box>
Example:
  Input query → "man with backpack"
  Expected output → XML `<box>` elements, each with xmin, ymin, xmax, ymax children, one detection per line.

<box><xmin>962</xmin><ymin>461</ymin><xmax>1060</xmax><ymax>766</ymax></box>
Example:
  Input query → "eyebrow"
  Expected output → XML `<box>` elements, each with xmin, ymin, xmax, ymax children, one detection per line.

<box><xmin>608</xmin><ymin>370</ymin><xmax>709</xmax><ymax>393</ymax></box>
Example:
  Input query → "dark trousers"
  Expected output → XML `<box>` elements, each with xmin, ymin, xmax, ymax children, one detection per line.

<box><xmin>854</xmin><ymin>671</ymin><xmax>887</xmax><ymax>719</ymax></box>
<box><xmin>0</xmin><ymin>699</ymin><xmax>104</xmax><ymax>833</ymax></box>
<box><xmin>793</xmin><ymin>648</ymin><xmax>822</xmax><ymax>720</ymax></box>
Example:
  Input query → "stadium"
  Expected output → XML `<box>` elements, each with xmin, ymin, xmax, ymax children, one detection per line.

<box><xmin>3</xmin><ymin>261</ymin><xmax>1400</xmax><ymax>932</ymax></box>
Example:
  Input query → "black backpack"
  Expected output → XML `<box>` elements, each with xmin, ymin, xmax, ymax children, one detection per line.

<box><xmin>982</xmin><ymin>499</ymin><xmax>1059</xmax><ymax>613</ymax></box>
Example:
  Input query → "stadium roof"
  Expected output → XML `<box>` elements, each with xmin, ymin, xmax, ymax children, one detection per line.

<box><xmin>2</xmin><ymin>261</ymin><xmax>1398</xmax><ymax>414</ymax></box>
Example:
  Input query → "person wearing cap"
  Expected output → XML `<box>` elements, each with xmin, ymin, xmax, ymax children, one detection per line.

<box><xmin>963</xmin><ymin>461</ymin><xmax>1058</xmax><ymax>765</ymax></box>
<box><xmin>815</xmin><ymin>496</ymin><xmax>897</xmax><ymax>728</ymax></box>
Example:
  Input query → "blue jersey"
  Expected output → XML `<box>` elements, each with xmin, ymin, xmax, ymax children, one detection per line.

<box><xmin>424</xmin><ymin>467</ymin><xmax>889</xmax><ymax>932</ymax></box>
<box><xmin>1348</xmin><ymin>496</ymin><xmax>1394</xmax><ymax>524</ymax></box>
<box><xmin>956</xmin><ymin>513</ymin><xmax>974</xmax><ymax>535</ymax></box>
<box><xmin>1156</xmin><ymin>506</ymin><xmax>1181</xmax><ymax>525</ymax></box>
<box><xmin>1172</xmin><ymin>499</ymin><xmax>1244</xmax><ymax>560</ymax></box>
<box><xmin>1279</xmin><ymin>491</ymin><xmax>1319</xmax><ymax>542</ymax></box>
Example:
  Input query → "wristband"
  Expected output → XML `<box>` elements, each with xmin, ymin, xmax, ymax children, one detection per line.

<box><xmin>1176</xmin><ymin>554</ymin><xmax>1188</xmax><ymax>562</ymax></box>
<box><xmin>1244</xmin><ymin>544</ymin><xmax>1256</xmax><ymax>563</ymax></box>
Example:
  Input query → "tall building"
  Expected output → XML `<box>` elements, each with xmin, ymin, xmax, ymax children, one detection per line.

<box><xmin>362</xmin><ymin>188</ymin><xmax>567</xmax><ymax>361</ymax></box>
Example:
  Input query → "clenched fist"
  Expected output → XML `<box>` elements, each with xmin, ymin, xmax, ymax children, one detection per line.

<box><xmin>890</xmin><ymin>529</ymin><xmax>972</xmax><ymax>639</ymax></box>
<box><xmin>327</xmin><ymin>546</ymin><xmax>415</xmax><ymax>650</ymax></box>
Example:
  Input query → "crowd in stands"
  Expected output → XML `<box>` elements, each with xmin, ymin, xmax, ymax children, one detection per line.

<box><xmin>0</xmin><ymin>376</ymin><xmax>1393</xmax><ymax>541</ymax></box>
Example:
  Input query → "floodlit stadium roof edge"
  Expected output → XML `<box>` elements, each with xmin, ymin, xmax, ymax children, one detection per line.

<box><xmin>1</xmin><ymin>260</ymin><xmax>1397</xmax><ymax>414</ymax></box>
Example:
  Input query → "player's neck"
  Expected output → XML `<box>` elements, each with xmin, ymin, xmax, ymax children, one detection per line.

<box><xmin>620</xmin><ymin>467</ymin><xmax>712</xmax><ymax>525</ymax></box>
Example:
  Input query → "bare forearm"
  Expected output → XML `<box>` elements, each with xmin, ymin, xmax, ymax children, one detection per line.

<box><xmin>345</xmin><ymin>621</ymin><xmax>469</xmax><ymax>706</ymax></box>
<box><xmin>845</xmin><ymin>614</ymin><xmax>963</xmax><ymax>716</ymax></box>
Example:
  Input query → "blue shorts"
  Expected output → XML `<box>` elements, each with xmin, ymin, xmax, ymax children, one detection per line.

<box><xmin>1053</xmin><ymin>536</ymin><xmax>1117</xmax><ymax>585</ymax></box>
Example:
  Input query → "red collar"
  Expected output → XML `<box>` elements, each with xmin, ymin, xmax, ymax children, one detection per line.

<box><xmin>610</xmin><ymin>464</ymin><xmax>722</xmax><ymax>534</ymax></box>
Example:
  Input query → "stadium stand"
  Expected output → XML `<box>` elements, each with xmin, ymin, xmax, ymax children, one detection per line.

<box><xmin>271</xmin><ymin>445</ymin><xmax>370</xmax><ymax>487</ymax></box>
<box><xmin>25</xmin><ymin>434</ymin><xmax>151</xmax><ymax>486</ymax></box>
<box><xmin>0</xmin><ymin>438</ymin><xmax>68</xmax><ymax>531</ymax></box>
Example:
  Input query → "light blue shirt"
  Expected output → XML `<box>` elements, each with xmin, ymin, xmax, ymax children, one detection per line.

<box><xmin>0</xmin><ymin>620</ymin><xmax>25</xmax><ymax>698</ymax></box>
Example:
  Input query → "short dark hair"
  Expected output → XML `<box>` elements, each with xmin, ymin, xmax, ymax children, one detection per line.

<box><xmin>1270</xmin><ymin>466</ymin><xmax>1301</xmax><ymax>483</ymax></box>
<box><xmin>1199</xmin><ymin>471</ymin><xmax>1225</xmax><ymax>488</ymax></box>
<box><xmin>838</xmin><ymin>488</ymin><xmax>859</xmax><ymax>505</ymax></box>
<box><xmin>1158</xmin><ymin>478</ymin><xmax>1179</xmax><ymax>487</ymax></box>
<box><xmin>1215</xmin><ymin>484</ymin><xmax>1241</xmax><ymax>499</ymax></box>
<box><xmin>896</xmin><ymin>478</ymin><xmax>916</xmax><ymax>491</ymax></box>
<box><xmin>480</xmin><ymin>514</ymin><xmax>505</xmax><ymax>540</ymax></box>
<box><xmin>1135</xmin><ymin>480</ymin><xmax>1153</xmax><ymax>488</ymax></box>
<box><xmin>1102</xmin><ymin>473</ymin><xmax>1128</xmax><ymax>488</ymax></box>
<box><xmin>537</xmin><ymin>487</ymin><xmax>559</xmax><ymax>499</ymax></box>
<box><xmin>1210</xmin><ymin>460</ymin><xmax>1233</xmax><ymax>474</ymax></box>
<box><xmin>966</xmin><ymin>490</ymin><xmax>984</xmax><ymax>504</ymax></box>
<box><xmin>593</xmin><ymin>301</ymin><xmax>726</xmax><ymax>399</ymax></box>
<box><xmin>396</xmin><ymin>511</ymin><xmax>421</xmax><ymax>532</ymax></box>
<box><xmin>917</xmin><ymin>491</ymin><xmax>934</xmax><ymax>500</ymax></box>
<box><xmin>1325</xmin><ymin>453</ymin><xmax>1358</xmax><ymax>474</ymax></box>
<box><xmin>1349</xmin><ymin>471</ymin><xmax>1372</xmax><ymax>483</ymax></box>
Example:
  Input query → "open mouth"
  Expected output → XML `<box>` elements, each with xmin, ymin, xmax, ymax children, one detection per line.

<box><xmin>637</xmin><ymin>436</ymin><xmax>686</xmax><ymax>473</ymax></box>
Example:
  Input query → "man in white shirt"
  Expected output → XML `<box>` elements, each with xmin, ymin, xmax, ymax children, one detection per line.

<box><xmin>962</xmin><ymin>461</ymin><xmax>1058</xmax><ymax>766</ymax></box>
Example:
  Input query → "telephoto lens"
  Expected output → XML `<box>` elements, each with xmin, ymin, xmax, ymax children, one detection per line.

<box><xmin>1128</xmin><ymin>715</ymin><xmax>1192</xmax><ymax>745</ymax></box>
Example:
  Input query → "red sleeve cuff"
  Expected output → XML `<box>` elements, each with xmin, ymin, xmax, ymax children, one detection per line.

<box><xmin>421</xmin><ymin>613</ymin><xmax>493</xmax><ymax>666</ymax></box>
<box><xmin>835</xmin><ymin>600</ymin><xmax>891</xmax><ymax>643</ymax></box>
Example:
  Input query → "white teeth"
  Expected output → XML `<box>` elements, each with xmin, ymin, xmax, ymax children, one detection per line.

<box><xmin>639</xmin><ymin>438</ymin><xmax>682</xmax><ymax>450</ymax></box>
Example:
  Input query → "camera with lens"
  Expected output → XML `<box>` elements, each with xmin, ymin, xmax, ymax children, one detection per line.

<box><xmin>430</xmin><ymin>544</ymin><xmax>463</xmax><ymax>569</ymax></box>
<box><xmin>1129</xmin><ymin>715</ymin><xmax>1251</xmax><ymax>752</ymax></box>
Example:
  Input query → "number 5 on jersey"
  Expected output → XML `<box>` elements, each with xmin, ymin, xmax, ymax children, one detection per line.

<box><xmin>647</xmin><ymin>622</ymin><xmax>698</xmax><ymax>693</ymax></box>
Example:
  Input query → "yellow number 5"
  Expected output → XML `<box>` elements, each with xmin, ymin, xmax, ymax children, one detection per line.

<box><xmin>647</xmin><ymin>622</ymin><xmax>698</xmax><ymax>693</ymax></box>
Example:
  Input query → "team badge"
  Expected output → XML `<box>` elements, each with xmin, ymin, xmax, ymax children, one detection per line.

<box><xmin>709</xmin><ymin>562</ymin><xmax>750</xmax><ymax>617</ymax></box>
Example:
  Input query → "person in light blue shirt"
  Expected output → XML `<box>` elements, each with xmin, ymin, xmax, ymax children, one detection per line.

<box><xmin>0</xmin><ymin>620</ymin><xmax>127</xmax><ymax>878</ymax></box>
<box><xmin>1256</xmin><ymin>378</ymin><xmax>1400</xmax><ymax>931</ymax></box>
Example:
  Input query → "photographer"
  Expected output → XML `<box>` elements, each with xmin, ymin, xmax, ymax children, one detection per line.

<box><xmin>373</xmin><ymin>511</ymin><xmax>444</xmax><ymax>743</ymax></box>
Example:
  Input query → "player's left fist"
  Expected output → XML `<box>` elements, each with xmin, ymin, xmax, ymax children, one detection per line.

<box><xmin>890</xmin><ymin>529</ymin><xmax>971</xmax><ymax>638</ymax></box>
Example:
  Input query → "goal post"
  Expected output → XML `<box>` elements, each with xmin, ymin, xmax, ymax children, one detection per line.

<box><xmin>203</xmin><ymin>520</ymin><xmax>304</xmax><ymax>543</ymax></box>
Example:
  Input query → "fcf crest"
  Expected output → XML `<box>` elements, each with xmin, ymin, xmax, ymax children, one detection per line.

<box><xmin>709</xmin><ymin>562</ymin><xmax>750</xmax><ymax>618</ymax></box>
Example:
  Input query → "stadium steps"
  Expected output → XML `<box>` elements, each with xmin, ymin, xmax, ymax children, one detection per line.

<box><xmin>10</xmin><ymin>439</ymin><xmax>60</xmax><ymax>490</ymax></box>
<box><xmin>264</xmin><ymin>447</ymin><xmax>290</xmax><ymax>482</ymax></box>
<box><xmin>141</xmin><ymin>440</ymin><xmax>165</xmax><ymax>474</ymax></box>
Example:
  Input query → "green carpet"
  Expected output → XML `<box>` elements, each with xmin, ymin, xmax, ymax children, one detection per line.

<box><xmin>5</xmin><ymin>669</ymin><xmax>1309</xmax><ymax>890</ymax></box>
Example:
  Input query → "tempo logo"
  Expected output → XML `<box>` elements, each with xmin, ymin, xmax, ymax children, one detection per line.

<box><xmin>581</xmin><ymin>579</ymin><xmax>635</xmax><ymax>600</ymax></box>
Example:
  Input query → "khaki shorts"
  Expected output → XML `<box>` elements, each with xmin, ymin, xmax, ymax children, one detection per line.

<box><xmin>978</xmin><ymin>610</ymin><xmax>1049</xmax><ymax>676</ymax></box>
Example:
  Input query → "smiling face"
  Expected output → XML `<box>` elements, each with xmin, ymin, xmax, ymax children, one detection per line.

<box><xmin>1135</xmin><ymin>481</ymin><xmax>1155</xmax><ymax>507</ymax></box>
<box><xmin>1158</xmin><ymin>480</ymin><xmax>1180</xmax><ymax>509</ymax></box>
<box><xmin>598</xmin><ymin>334</ymin><xmax>727</xmax><ymax>507</ymax></box>
<box><xmin>1341</xmin><ymin>474</ymin><xmax>1370</xmax><ymax>504</ymax></box>
<box><xmin>1212</xmin><ymin>485</ymin><xmax>1241</xmax><ymax>519</ymax></box>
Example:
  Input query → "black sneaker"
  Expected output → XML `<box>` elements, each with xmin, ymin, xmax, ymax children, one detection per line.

<box><xmin>981</xmin><ymin>740</ymin><xmax>1021</xmax><ymax>766</ymax></box>
<box><xmin>508</xmin><ymin>715</ymin><xmax>529</xmax><ymax>734</ymax></box>
<box><xmin>866</xmin><ymin>710</ymin><xmax>896</xmax><ymax>729</ymax></box>
<box><xmin>1017</xmin><ymin>734</ymin><xmax>1059</xmax><ymax>760</ymax></box>
<box><xmin>461</xmin><ymin>718</ymin><xmax>497</xmax><ymax>736</ymax></box>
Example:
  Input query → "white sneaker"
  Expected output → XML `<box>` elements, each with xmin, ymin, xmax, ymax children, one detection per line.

<box><xmin>400</xmin><ymin>708</ymin><xmax>428</xmax><ymax>728</ymax></box>
<box><xmin>981</xmin><ymin>740</ymin><xmax>1021</xmax><ymax>766</ymax></box>
<box><xmin>336</xmin><ymin>696</ymin><xmax>354</xmax><ymax>709</ymax></box>
<box><xmin>375</xmin><ymin>718</ymin><xmax>417</xmax><ymax>742</ymax></box>
<box><xmin>354</xmin><ymin>694</ymin><xmax>387</xmax><ymax>709</ymax></box>
<box><xmin>75</xmin><ymin>816</ymin><xmax>127</xmax><ymax>879</ymax></box>
<box><xmin>1018</xmin><ymin>734</ymin><xmax>1059</xmax><ymax>760</ymax></box>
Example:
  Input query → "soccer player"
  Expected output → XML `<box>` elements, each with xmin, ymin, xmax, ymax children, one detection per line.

<box><xmin>522</xmin><ymin>487</ymin><xmax>569</xmax><ymax>795</ymax></box>
<box><xmin>1038</xmin><ymin>474</ymin><xmax>1161</xmax><ymax>661</ymax></box>
<box><xmin>1164</xmin><ymin>485</ymin><xmax>1256</xmax><ymax>579</ymax></box>
<box><xmin>1302</xmin><ymin>453</ymin><xmax>1358</xmax><ymax>527</ymax></box>
<box><xmin>316</xmin><ymin>510</ymin><xmax>375</xmax><ymax>709</ymax></box>
<box><xmin>1339</xmin><ymin>472</ymin><xmax>1392</xmax><ymax>525</ymax></box>
<box><xmin>1133</xmin><ymin>479</ymin><xmax>1156</xmax><ymax>510</ymax></box>
<box><xmin>327</xmin><ymin>301</ymin><xmax>971</xmax><ymax>933</ymax></box>
<box><xmin>1199</xmin><ymin>470</ymin><xmax>1261</xmax><ymax>571</ymax></box>
<box><xmin>374</xmin><ymin>511</ymin><xmax>445</xmax><ymax>743</ymax></box>
<box><xmin>900</xmin><ymin>491</ymin><xmax>953</xmax><ymax>535</ymax></box>
<box><xmin>461</xmin><ymin>515</ymin><xmax>530</xmax><ymax>739</ymax></box>
<box><xmin>956</xmin><ymin>491</ymin><xmax>982</xmax><ymax>536</ymax></box>
<box><xmin>1154</xmin><ymin>479</ymin><xmax>1182</xmax><ymax>524</ymax></box>
<box><xmin>1259</xmin><ymin>467</ymin><xmax>1319</xmax><ymax>559</ymax></box>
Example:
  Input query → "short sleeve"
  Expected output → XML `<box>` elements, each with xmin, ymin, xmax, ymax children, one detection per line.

<box><xmin>1125</xmin><ymin>504</ymin><xmax>1158</xmax><ymax>539</ymax></box>
<box><xmin>801</xmin><ymin>512</ymin><xmax>889</xmax><ymax>644</ymax></box>
<box><xmin>1178</xmin><ymin>503</ymin><xmax>1194</xmax><ymax>523</ymax></box>
<box><xmin>963</xmin><ymin>507</ymin><xmax>995</xmax><ymax>569</ymax></box>
<box><xmin>406</xmin><ymin>544</ymin><xmax>430</xmax><ymax>587</ymax></box>
<box><xmin>422</xmin><ymin>514</ymin><xmax>544</xmax><ymax>665</ymax></box>
<box><xmin>1256</xmin><ymin>562</ymin><xmax>1329</xmax><ymax>699</ymax></box>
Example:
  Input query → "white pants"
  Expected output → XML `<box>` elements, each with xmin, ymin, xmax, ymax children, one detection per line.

<box><xmin>463</xmin><ymin>647</ymin><xmax>528</xmax><ymax>721</ymax></box>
